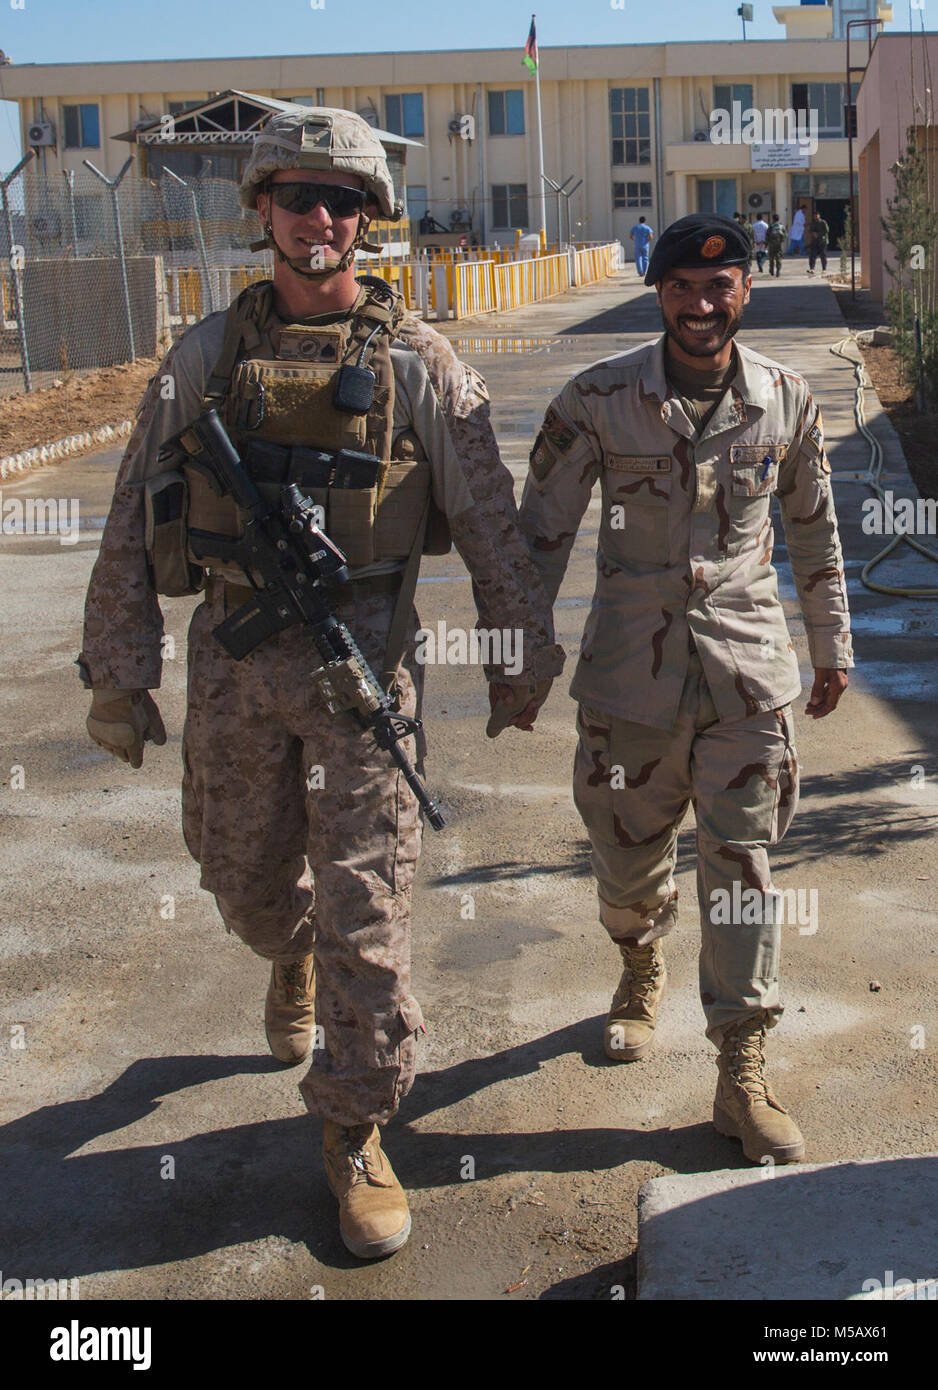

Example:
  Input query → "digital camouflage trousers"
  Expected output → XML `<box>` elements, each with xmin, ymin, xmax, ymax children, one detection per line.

<box><xmin>181</xmin><ymin>582</ymin><xmax>426</xmax><ymax>1126</ymax></box>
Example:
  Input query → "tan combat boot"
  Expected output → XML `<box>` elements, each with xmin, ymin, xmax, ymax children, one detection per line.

<box><xmin>713</xmin><ymin>1013</ymin><xmax>806</xmax><ymax>1164</ymax></box>
<box><xmin>264</xmin><ymin>954</ymin><xmax>315</xmax><ymax>1065</ymax></box>
<box><xmin>604</xmin><ymin>939</ymin><xmax>667</xmax><ymax>1061</ymax></box>
<box><xmin>322</xmin><ymin>1122</ymin><xmax>411</xmax><ymax>1259</ymax></box>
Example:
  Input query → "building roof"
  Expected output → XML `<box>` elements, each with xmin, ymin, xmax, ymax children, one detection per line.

<box><xmin>114</xmin><ymin>90</ymin><xmax>423</xmax><ymax>149</ymax></box>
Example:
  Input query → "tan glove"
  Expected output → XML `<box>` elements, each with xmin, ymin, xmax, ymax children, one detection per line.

<box><xmin>87</xmin><ymin>688</ymin><xmax>166</xmax><ymax>769</ymax></box>
<box><xmin>486</xmin><ymin>680</ymin><xmax>552</xmax><ymax>738</ymax></box>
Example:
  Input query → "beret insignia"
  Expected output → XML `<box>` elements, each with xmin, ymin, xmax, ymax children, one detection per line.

<box><xmin>700</xmin><ymin>235</ymin><xmax>726</xmax><ymax>259</ymax></box>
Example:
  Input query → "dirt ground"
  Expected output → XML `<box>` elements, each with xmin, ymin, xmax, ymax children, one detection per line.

<box><xmin>830</xmin><ymin>282</ymin><xmax>937</xmax><ymax>502</ymax></box>
<box><xmin>860</xmin><ymin>344</ymin><xmax>938</xmax><ymax>502</ymax></box>
<box><xmin>0</xmin><ymin>359</ymin><xmax>158</xmax><ymax>457</ymax></box>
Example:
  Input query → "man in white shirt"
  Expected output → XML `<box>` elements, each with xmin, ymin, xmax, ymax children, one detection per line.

<box><xmin>788</xmin><ymin>205</ymin><xmax>807</xmax><ymax>257</ymax></box>
<box><xmin>752</xmin><ymin>215</ymin><xmax>768</xmax><ymax>273</ymax></box>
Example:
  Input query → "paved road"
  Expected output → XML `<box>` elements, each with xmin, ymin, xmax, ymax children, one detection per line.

<box><xmin>1</xmin><ymin>268</ymin><xmax>937</xmax><ymax>1301</ymax></box>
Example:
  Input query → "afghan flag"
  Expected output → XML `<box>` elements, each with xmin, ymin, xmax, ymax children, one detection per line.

<box><xmin>523</xmin><ymin>16</ymin><xmax>538</xmax><ymax>74</ymax></box>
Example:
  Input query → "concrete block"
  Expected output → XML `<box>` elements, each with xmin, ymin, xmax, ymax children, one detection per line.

<box><xmin>22</xmin><ymin>255</ymin><xmax>166</xmax><ymax>370</ymax></box>
<box><xmin>856</xmin><ymin>326</ymin><xmax>896</xmax><ymax>347</ymax></box>
<box><xmin>637</xmin><ymin>1154</ymin><xmax>938</xmax><ymax>1300</ymax></box>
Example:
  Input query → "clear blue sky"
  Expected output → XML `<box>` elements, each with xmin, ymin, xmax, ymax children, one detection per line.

<box><xmin>0</xmin><ymin>0</ymin><xmax>919</xmax><ymax>172</ymax></box>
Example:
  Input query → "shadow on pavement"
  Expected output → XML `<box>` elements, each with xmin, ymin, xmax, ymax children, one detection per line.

<box><xmin>636</xmin><ymin>1154</ymin><xmax>938</xmax><ymax>1299</ymax></box>
<box><xmin>561</xmin><ymin>275</ymin><xmax>846</xmax><ymax>338</ymax></box>
<box><xmin>1</xmin><ymin>1031</ymin><xmax>748</xmax><ymax>1282</ymax></box>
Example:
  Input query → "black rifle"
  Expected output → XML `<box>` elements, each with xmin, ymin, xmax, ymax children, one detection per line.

<box><xmin>163</xmin><ymin>409</ymin><xmax>445</xmax><ymax>831</ymax></box>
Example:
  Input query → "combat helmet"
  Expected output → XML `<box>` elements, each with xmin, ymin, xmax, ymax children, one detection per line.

<box><xmin>240</xmin><ymin>105</ymin><xmax>403</xmax><ymax>279</ymax></box>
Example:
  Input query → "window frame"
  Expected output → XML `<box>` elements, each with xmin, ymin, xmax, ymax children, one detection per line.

<box><xmin>491</xmin><ymin>182</ymin><xmax>528</xmax><ymax>229</ymax></box>
<box><xmin>609</xmin><ymin>86</ymin><xmax>651</xmax><ymax>167</ymax></box>
<box><xmin>488</xmin><ymin>88</ymin><xmax>525</xmax><ymax>136</ymax></box>
<box><xmin>385</xmin><ymin>92</ymin><xmax>424</xmax><ymax>139</ymax></box>
<box><xmin>714</xmin><ymin>82</ymin><xmax>754</xmax><ymax>114</ymax></box>
<box><xmin>63</xmin><ymin>102</ymin><xmax>100</xmax><ymax>150</ymax></box>
<box><xmin>791</xmin><ymin>81</ymin><xmax>860</xmax><ymax>138</ymax></box>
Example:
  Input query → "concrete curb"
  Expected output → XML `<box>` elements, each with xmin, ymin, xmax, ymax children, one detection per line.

<box><xmin>637</xmin><ymin>1155</ymin><xmax>938</xmax><ymax>1300</ymax></box>
<box><xmin>0</xmin><ymin>419</ymin><xmax>134</xmax><ymax>481</ymax></box>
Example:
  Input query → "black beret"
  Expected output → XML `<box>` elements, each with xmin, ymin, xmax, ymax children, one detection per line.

<box><xmin>644</xmin><ymin>213</ymin><xmax>751</xmax><ymax>286</ymax></box>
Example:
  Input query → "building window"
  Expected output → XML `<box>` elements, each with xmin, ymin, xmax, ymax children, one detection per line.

<box><xmin>488</xmin><ymin>89</ymin><xmax>525</xmax><ymax>136</ymax></box>
<box><xmin>713</xmin><ymin>83</ymin><xmax>754</xmax><ymax>114</ymax></box>
<box><xmin>491</xmin><ymin>183</ymin><xmax>528</xmax><ymax>228</ymax></box>
<box><xmin>62</xmin><ymin>103</ymin><xmax>100</xmax><ymax>149</ymax></box>
<box><xmin>385</xmin><ymin>93</ymin><xmax>424</xmax><ymax>138</ymax></box>
<box><xmin>791</xmin><ymin>82</ymin><xmax>860</xmax><ymax>138</ymax></box>
<box><xmin>613</xmin><ymin>180</ymin><xmax>653</xmax><ymax>209</ymax></box>
<box><xmin>697</xmin><ymin>178</ymin><xmax>737</xmax><ymax>218</ymax></box>
<box><xmin>610</xmin><ymin>88</ymin><xmax>650</xmax><ymax>166</ymax></box>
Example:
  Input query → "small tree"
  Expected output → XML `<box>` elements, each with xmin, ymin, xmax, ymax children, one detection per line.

<box><xmin>837</xmin><ymin>202</ymin><xmax>853</xmax><ymax>282</ymax></box>
<box><xmin>881</xmin><ymin>133</ymin><xmax>937</xmax><ymax>407</ymax></box>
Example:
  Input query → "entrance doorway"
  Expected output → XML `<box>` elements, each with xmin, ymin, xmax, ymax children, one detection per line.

<box><xmin>815</xmin><ymin>199</ymin><xmax>850</xmax><ymax>249</ymax></box>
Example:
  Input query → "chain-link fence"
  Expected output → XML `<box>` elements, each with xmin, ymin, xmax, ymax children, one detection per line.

<box><xmin>1</xmin><ymin>165</ymin><xmax>274</xmax><ymax>399</ymax></box>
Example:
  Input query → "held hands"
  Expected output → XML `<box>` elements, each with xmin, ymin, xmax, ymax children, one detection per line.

<box><xmin>805</xmin><ymin>668</ymin><xmax>849</xmax><ymax>719</ymax></box>
<box><xmin>486</xmin><ymin>680</ymin><xmax>552</xmax><ymax>738</ymax></box>
<box><xmin>87</xmin><ymin>688</ymin><xmax>167</xmax><ymax>768</ymax></box>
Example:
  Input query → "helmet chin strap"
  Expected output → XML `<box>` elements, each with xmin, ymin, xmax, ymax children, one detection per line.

<box><xmin>251</xmin><ymin>209</ymin><xmax>375</xmax><ymax>281</ymax></box>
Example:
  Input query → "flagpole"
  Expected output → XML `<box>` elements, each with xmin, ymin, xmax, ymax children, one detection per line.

<box><xmin>533</xmin><ymin>15</ymin><xmax>546</xmax><ymax>238</ymax></box>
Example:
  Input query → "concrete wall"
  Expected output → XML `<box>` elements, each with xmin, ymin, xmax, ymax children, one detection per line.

<box><xmin>22</xmin><ymin>255</ymin><xmax>170</xmax><ymax>370</ymax></box>
<box><xmin>856</xmin><ymin>31</ymin><xmax>938</xmax><ymax>305</ymax></box>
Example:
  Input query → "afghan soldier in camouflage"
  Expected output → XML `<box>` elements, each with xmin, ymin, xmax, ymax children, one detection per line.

<box><xmin>78</xmin><ymin>107</ymin><xmax>563</xmax><ymax>1257</ymax></box>
<box><xmin>519</xmin><ymin>213</ymin><xmax>852</xmax><ymax>1164</ymax></box>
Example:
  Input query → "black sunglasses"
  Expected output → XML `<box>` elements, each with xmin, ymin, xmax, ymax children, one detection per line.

<box><xmin>267</xmin><ymin>182</ymin><xmax>368</xmax><ymax>218</ymax></box>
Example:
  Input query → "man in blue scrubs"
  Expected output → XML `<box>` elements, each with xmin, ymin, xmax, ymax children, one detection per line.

<box><xmin>630</xmin><ymin>216</ymin><xmax>654</xmax><ymax>277</ymax></box>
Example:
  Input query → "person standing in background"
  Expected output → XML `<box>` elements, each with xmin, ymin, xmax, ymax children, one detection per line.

<box><xmin>630</xmin><ymin>216</ymin><xmax>654</xmax><ymax>278</ymax></box>
<box><xmin>788</xmin><ymin>204</ymin><xmax>806</xmax><ymax>257</ymax></box>
<box><xmin>766</xmin><ymin>214</ymin><xmax>786</xmax><ymax>278</ymax></box>
<box><xmin>752</xmin><ymin>214</ymin><xmax>768</xmax><ymax>273</ymax></box>
<box><xmin>806</xmin><ymin>213</ymin><xmax>830</xmax><ymax>276</ymax></box>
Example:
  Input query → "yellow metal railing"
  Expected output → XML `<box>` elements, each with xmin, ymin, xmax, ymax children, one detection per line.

<box><xmin>161</xmin><ymin>243</ymin><xmax>620</xmax><ymax>323</ymax></box>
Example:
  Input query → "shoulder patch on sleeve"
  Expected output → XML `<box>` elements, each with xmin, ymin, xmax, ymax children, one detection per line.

<box><xmin>530</xmin><ymin>432</ymin><xmax>554</xmax><ymax>481</ymax></box>
<box><xmin>542</xmin><ymin>406</ymin><xmax>578</xmax><ymax>452</ymax></box>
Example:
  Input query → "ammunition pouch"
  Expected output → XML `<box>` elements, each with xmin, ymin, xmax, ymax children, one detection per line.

<box><xmin>143</xmin><ymin>469</ymin><xmax>204</xmax><ymax>597</ymax></box>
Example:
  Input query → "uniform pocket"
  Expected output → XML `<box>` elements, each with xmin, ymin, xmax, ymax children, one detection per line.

<box><xmin>327</xmin><ymin>487</ymin><xmax>377</xmax><ymax>567</ymax></box>
<box><xmin>728</xmin><ymin>444</ymin><xmax>787</xmax><ymax>497</ymax></box>
<box><xmin>771</xmin><ymin>704</ymin><xmax>799</xmax><ymax>844</ymax></box>
<box><xmin>603</xmin><ymin>467</ymin><xmax>673</xmax><ymax>567</ymax></box>
<box><xmin>373</xmin><ymin>995</ymin><xmax>426</xmax><ymax>1067</ymax></box>
<box><xmin>572</xmin><ymin>702</ymin><xmax>615</xmax><ymax>837</ymax></box>
<box><xmin>143</xmin><ymin>471</ymin><xmax>203</xmax><ymax>597</ymax></box>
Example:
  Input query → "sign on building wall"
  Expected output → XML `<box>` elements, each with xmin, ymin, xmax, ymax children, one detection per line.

<box><xmin>750</xmin><ymin>143</ymin><xmax>811</xmax><ymax>171</ymax></box>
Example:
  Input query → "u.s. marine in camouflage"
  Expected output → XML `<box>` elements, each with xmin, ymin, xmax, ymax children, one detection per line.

<box><xmin>518</xmin><ymin>212</ymin><xmax>853</xmax><ymax>1164</ymax></box>
<box><xmin>79</xmin><ymin>105</ymin><xmax>564</xmax><ymax>1257</ymax></box>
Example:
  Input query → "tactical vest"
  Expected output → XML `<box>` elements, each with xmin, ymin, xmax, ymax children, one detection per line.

<box><xmin>182</xmin><ymin>275</ymin><xmax>449</xmax><ymax>580</ymax></box>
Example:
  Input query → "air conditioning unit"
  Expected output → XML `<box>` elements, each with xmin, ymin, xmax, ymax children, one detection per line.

<box><xmin>27</xmin><ymin>121</ymin><xmax>56</xmax><ymax>147</ymax></box>
<box><xmin>448</xmin><ymin>113</ymin><xmax>475</xmax><ymax>141</ymax></box>
<box><xmin>747</xmin><ymin>190</ymin><xmax>773</xmax><ymax>215</ymax></box>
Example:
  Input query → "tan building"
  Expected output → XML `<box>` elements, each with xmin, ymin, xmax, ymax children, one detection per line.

<box><xmin>2</xmin><ymin>34</ymin><xmax>879</xmax><ymax>249</ymax></box>
<box><xmin>856</xmin><ymin>30</ymin><xmax>938</xmax><ymax>306</ymax></box>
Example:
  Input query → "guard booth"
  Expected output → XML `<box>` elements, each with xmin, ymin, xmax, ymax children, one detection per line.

<box><xmin>114</xmin><ymin>91</ymin><xmax>419</xmax><ymax>261</ymax></box>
